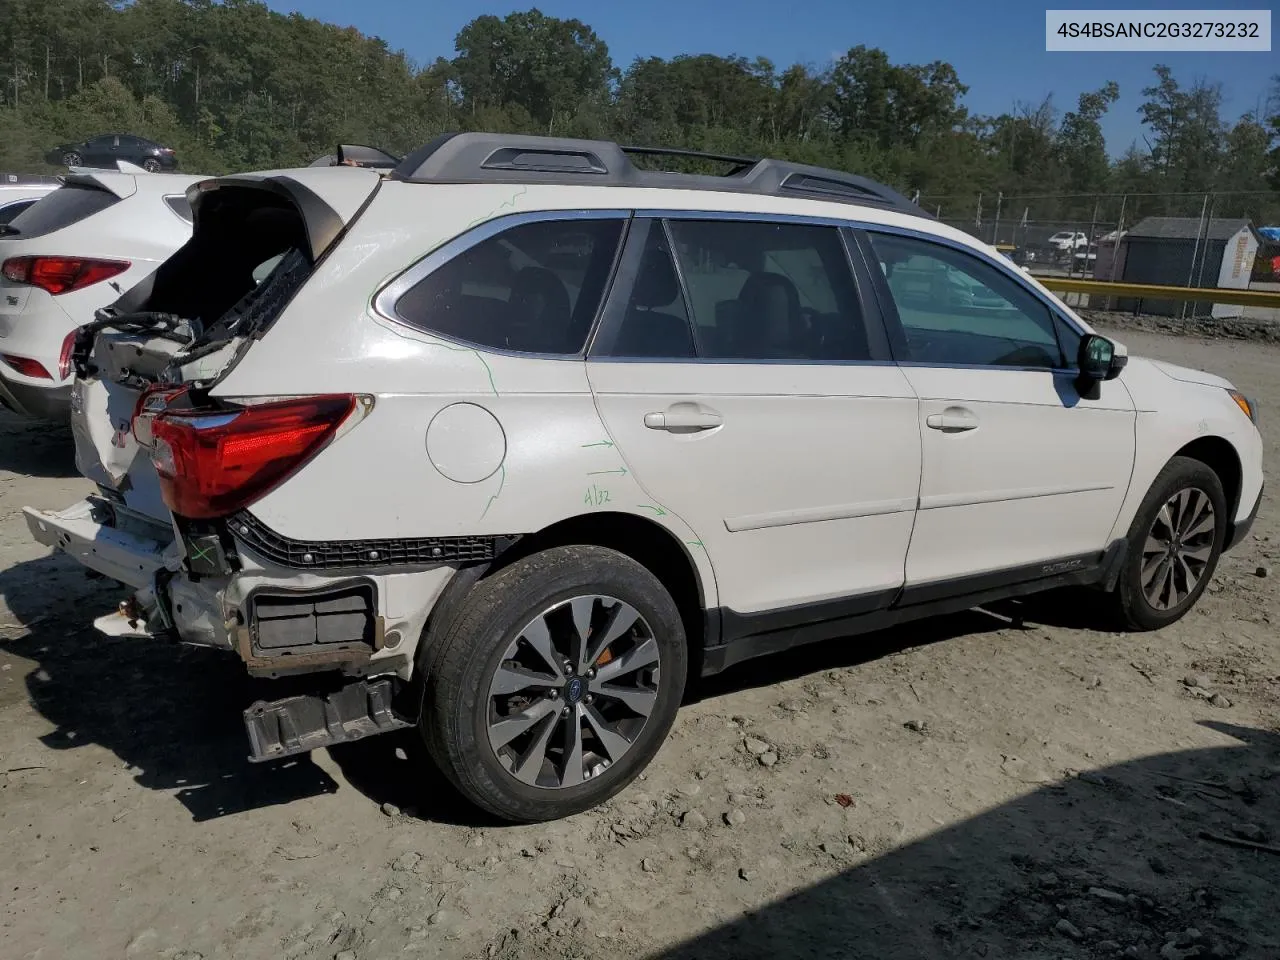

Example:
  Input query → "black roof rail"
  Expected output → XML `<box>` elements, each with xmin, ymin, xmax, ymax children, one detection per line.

<box><xmin>390</xmin><ymin>132</ymin><xmax>930</xmax><ymax>219</ymax></box>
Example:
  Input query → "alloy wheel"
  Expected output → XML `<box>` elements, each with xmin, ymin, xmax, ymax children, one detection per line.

<box><xmin>1140</xmin><ymin>486</ymin><xmax>1215</xmax><ymax>610</ymax></box>
<box><xmin>485</xmin><ymin>595</ymin><xmax>661</xmax><ymax>789</ymax></box>
<box><xmin>63</xmin><ymin>152</ymin><xmax>82</xmax><ymax>166</ymax></box>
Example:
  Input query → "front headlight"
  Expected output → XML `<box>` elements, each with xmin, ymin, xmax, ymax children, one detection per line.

<box><xmin>1227</xmin><ymin>389</ymin><xmax>1258</xmax><ymax>424</ymax></box>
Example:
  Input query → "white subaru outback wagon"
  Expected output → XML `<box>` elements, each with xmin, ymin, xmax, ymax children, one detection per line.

<box><xmin>24</xmin><ymin>133</ymin><xmax>1264</xmax><ymax>823</ymax></box>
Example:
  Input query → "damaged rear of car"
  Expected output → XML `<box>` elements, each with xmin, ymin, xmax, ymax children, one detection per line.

<box><xmin>24</xmin><ymin>164</ymin><xmax>426</xmax><ymax>758</ymax></box>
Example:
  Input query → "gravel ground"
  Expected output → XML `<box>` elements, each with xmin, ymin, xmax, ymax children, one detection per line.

<box><xmin>1</xmin><ymin>327</ymin><xmax>1277</xmax><ymax>960</ymax></box>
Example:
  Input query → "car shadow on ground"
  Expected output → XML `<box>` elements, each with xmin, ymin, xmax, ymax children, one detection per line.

<box><xmin>0</xmin><ymin>413</ymin><xmax>80</xmax><ymax>479</ymax></box>
<box><xmin>648</xmin><ymin>721</ymin><xmax>1280</xmax><ymax>960</ymax></box>
<box><xmin>0</xmin><ymin>553</ymin><xmax>343</xmax><ymax>822</ymax></box>
<box><xmin>1</xmin><ymin>544</ymin><xmax>1130</xmax><ymax>828</ymax></box>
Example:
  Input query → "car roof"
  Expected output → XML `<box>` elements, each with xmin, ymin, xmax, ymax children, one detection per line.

<box><xmin>386</xmin><ymin>132</ymin><xmax>931</xmax><ymax>221</ymax></box>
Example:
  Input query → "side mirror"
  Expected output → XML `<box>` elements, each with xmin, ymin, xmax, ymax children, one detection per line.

<box><xmin>1077</xmin><ymin>334</ymin><xmax>1125</xmax><ymax>381</ymax></box>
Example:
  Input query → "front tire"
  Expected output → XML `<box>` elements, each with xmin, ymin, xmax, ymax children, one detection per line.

<box><xmin>62</xmin><ymin>151</ymin><xmax>82</xmax><ymax>167</ymax></box>
<box><xmin>420</xmin><ymin>545</ymin><xmax>687</xmax><ymax>822</ymax></box>
<box><xmin>1112</xmin><ymin>456</ymin><xmax>1226</xmax><ymax>630</ymax></box>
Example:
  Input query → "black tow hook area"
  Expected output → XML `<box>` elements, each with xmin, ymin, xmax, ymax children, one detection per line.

<box><xmin>244</xmin><ymin>677</ymin><xmax>412</xmax><ymax>762</ymax></box>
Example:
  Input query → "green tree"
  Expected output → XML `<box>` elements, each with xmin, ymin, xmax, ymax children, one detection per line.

<box><xmin>1139</xmin><ymin>64</ymin><xmax>1224</xmax><ymax>192</ymax></box>
<box><xmin>452</xmin><ymin>9</ymin><xmax>613</xmax><ymax>132</ymax></box>
<box><xmin>1056</xmin><ymin>81</ymin><xmax>1119</xmax><ymax>195</ymax></box>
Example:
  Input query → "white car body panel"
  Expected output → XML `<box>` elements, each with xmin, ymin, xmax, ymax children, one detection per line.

<box><xmin>587</xmin><ymin>360</ymin><xmax>920</xmax><ymax>613</ymax></box>
<box><xmin>0</xmin><ymin>170</ymin><xmax>206</xmax><ymax>417</ymax></box>
<box><xmin>1104</xmin><ymin>356</ymin><xmax>1263</xmax><ymax>540</ymax></box>
<box><xmin>901</xmin><ymin>365</ymin><xmax>1137</xmax><ymax>583</ymax></box>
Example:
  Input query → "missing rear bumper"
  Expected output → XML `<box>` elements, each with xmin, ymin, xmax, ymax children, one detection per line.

<box><xmin>244</xmin><ymin>677</ymin><xmax>412</xmax><ymax>762</ymax></box>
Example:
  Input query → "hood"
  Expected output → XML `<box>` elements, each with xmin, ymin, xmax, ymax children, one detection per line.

<box><xmin>1146</xmin><ymin>358</ymin><xmax>1234</xmax><ymax>390</ymax></box>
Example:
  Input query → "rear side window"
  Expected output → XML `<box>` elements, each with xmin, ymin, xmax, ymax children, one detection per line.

<box><xmin>6</xmin><ymin>184</ymin><xmax>119</xmax><ymax>239</ymax></box>
<box><xmin>392</xmin><ymin>217</ymin><xmax>625</xmax><ymax>355</ymax></box>
<box><xmin>164</xmin><ymin>195</ymin><xmax>193</xmax><ymax>222</ymax></box>
<box><xmin>594</xmin><ymin>217</ymin><xmax>871</xmax><ymax>362</ymax></box>
<box><xmin>667</xmin><ymin>219</ymin><xmax>870</xmax><ymax>361</ymax></box>
<box><xmin>0</xmin><ymin>198</ymin><xmax>37</xmax><ymax>226</ymax></box>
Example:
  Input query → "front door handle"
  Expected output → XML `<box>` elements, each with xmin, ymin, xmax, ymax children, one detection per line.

<box><xmin>926</xmin><ymin>408</ymin><xmax>979</xmax><ymax>432</ymax></box>
<box><xmin>644</xmin><ymin>409</ymin><xmax>722</xmax><ymax>431</ymax></box>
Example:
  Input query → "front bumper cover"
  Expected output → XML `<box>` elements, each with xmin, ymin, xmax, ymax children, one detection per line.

<box><xmin>1224</xmin><ymin>482</ymin><xmax>1264</xmax><ymax>552</ymax></box>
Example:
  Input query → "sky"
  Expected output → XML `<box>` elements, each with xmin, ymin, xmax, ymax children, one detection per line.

<box><xmin>263</xmin><ymin>0</ymin><xmax>1277</xmax><ymax>155</ymax></box>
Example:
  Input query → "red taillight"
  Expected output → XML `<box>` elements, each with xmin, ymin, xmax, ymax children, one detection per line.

<box><xmin>1</xmin><ymin>354</ymin><xmax>51</xmax><ymax>379</ymax></box>
<box><xmin>159</xmin><ymin>148</ymin><xmax>175</xmax><ymax>155</ymax></box>
<box><xmin>1</xmin><ymin>256</ymin><xmax>130</xmax><ymax>295</ymax></box>
<box><xmin>58</xmin><ymin>331</ymin><xmax>77</xmax><ymax>380</ymax></box>
<box><xmin>147</xmin><ymin>395</ymin><xmax>356</xmax><ymax>519</ymax></box>
<box><xmin>131</xmin><ymin>384</ymin><xmax>191</xmax><ymax>448</ymax></box>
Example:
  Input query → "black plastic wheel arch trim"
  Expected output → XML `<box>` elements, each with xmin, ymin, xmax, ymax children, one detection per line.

<box><xmin>229</xmin><ymin>511</ymin><xmax>522</xmax><ymax>571</ymax></box>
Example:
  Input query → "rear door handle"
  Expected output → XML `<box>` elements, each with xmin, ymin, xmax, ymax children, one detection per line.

<box><xmin>926</xmin><ymin>408</ymin><xmax>979</xmax><ymax>432</ymax></box>
<box><xmin>644</xmin><ymin>410</ymin><xmax>722</xmax><ymax>431</ymax></box>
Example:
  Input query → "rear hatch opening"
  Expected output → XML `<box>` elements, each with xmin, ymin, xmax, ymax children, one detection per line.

<box><xmin>69</xmin><ymin>170</ymin><xmax>380</xmax><ymax>524</ymax></box>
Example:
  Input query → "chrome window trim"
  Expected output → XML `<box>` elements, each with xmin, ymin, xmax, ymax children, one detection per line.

<box><xmin>853</xmin><ymin>223</ymin><xmax>1089</xmax><ymax>347</ymax></box>
<box><xmin>370</xmin><ymin>208</ymin><xmax>632</xmax><ymax>360</ymax></box>
<box><xmin>591</xmin><ymin>211</ymin><xmax>893</xmax><ymax>367</ymax></box>
<box><xmin>368</xmin><ymin>203</ymin><xmax>1087</xmax><ymax>370</ymax></box>
<box><xmin>635</xmin><ymin>207</ymin><xmax>1089</xmax><ymax>345</ymax></box>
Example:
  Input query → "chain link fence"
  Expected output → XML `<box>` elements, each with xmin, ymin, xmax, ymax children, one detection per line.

<box><xmin>911</xmin><ymin>190</ymin><xmax>1280</xmax><ymax>320</ymax></box>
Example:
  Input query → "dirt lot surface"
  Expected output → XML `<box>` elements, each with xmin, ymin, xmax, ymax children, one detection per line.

<box><xmin>2</xmin><ymin>327</ymin><xmax>1278</xmax><ymax>960</ymax></box>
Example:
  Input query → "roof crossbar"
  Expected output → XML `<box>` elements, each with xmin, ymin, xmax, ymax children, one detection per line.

<box><xmin>390</xmin><ymin>132</ymin><xmax>930</xmax><ymax>219</ymax></box>
<box><xmin>620</xmin><ymin>145</ymin><xmax>759</xmax><ymax>175</ymax></box>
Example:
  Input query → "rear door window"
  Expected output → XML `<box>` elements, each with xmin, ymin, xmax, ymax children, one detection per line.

<box><xmin>666</xmin><ymin>219</ymin><xmax>870</xmax><ymax>361</ymax></box>
<box><xmin>164</xmin><ymin>195</ymin><xmax>193</xmax><ymax>222</ymax></box>
<box><xmin>593</xmin><ymin>217</ymin><xmax>871</xmax><ymax>362</ymax></box>
<box><xmin>6</xmin><ymin>184</ymin><xmax>120</xmax><ymax>238</ymax></box>
<box><xmin>0</xmin><ymin>198</ymin><xmax>37</xmax><ymax>226</ymax></box>
<box><xmin>391</xmin><ymin>217</ymin><xmax>626</xmax><ymax>355</ymax></box>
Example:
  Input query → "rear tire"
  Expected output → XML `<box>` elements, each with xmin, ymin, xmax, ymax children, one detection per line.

<box><xmin>1111</xmin><ymin>456</ymin><xmax>1226</xmax><ymax>631</ymax></box>
<box><xmin>420</xmin><ymin>545</ymin><xmax>687</xmax><ymax>822</ymax></box>
<box><xmin>62</xmin><ymin>151</ymin><xmax>82</xmax><ymax>167</ymax></box>
<box><xmin>142</xmin><ymin>159</ymin><xmax>161</xmax><ymax>173</ymax></box>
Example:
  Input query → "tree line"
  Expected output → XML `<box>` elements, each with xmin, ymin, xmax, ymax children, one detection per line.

<box><xmin>1</xmin><ymin>1</ymin><xmax>1277</xmax><ymax>225</ymax></box>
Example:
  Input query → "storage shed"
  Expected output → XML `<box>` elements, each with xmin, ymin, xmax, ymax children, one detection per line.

<box><xmin>1111</xmin><ymin>217</ymin><xmax>1260</xmax><ymax>319</ymax></box>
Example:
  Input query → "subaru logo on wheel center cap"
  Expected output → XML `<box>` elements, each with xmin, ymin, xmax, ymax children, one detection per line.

<box><xmin>565</xmin><ymin>677</ymin><xmax>585</xmax><ymax>704</ymax></box>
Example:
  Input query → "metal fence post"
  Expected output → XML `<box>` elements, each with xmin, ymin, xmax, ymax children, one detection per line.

<box><xmin>1083</xmin><ymin>198</ymin><xmax>1099</xmax><ymax>280</ymax></box>
<box><xmin>1183</xmin><ymin>193</ymin><xmax>1210</xmax><ymax>320</ymax></box>
<box><xmin>993</xmin><ymin>192</ymin><xmax>1003</xmax><ymax>245</ymax></box>
<box><xmin>1195</xmin><ymin>194</ymin><xmax>1216</xmax><ymax>291</ymax></box>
